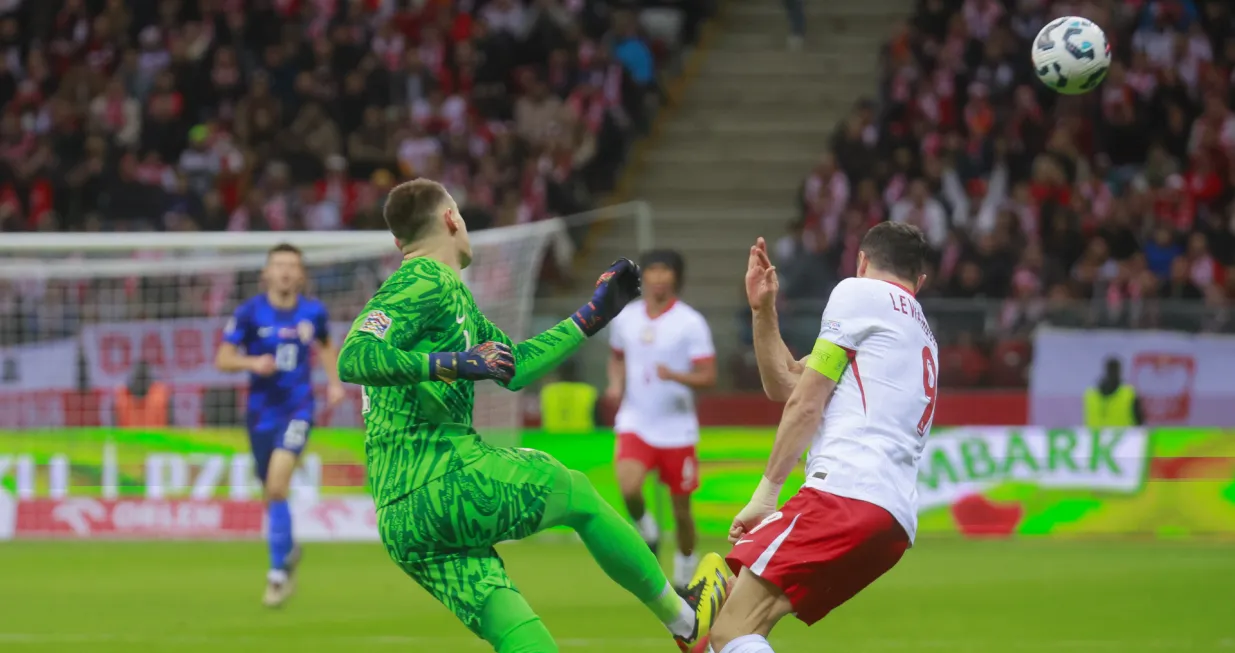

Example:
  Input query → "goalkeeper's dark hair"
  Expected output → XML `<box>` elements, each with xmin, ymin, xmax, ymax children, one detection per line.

<box><xmin>384</xmin><ymin>178</ymin><xmax>450</xmax><ymax>243</ymax></box>
<box><xmin>859</xmin><ymin>221</ymin><xmax>928</xmax><ymax>281</ymax></box>
<box><xmin>267</xmin><ymin>243</ymin><xmax>303</xmax><ymax>259</ymax></box>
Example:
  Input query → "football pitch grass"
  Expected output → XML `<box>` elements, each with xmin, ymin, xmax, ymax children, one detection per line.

<box><xmin>0</xmin><ymin>538</ymin><xmax>1230</xmax><ymax>653</ymax></box>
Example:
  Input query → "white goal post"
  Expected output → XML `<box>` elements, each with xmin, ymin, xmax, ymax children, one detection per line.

<box><xmin>0</xmin><ymin>202</ymin><xmax>652</xmax><ymax>438</ymax></box>
<box><xmin>0</xmin><ymin>202</ymin><xmax>653</xmax><ymax>540</ymax></box>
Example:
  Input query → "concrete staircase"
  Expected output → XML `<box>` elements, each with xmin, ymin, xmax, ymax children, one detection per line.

<box><xmin>550</xmin><ymin>0</ymin><xmax>913</xmax><ymax>389</ymax></box>
<box><xmin>595</xmin><ymin>0</ymin><xmax>912</xmax><ymax>310</ymax></box>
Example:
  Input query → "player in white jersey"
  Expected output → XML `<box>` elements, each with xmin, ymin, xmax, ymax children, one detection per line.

<box><xmin>606</xmin><ymin>250</ymin><xmax>717</xmax><ymax>590</ymax></box>
<box><xmin>710</xmin><ymin>223</ymin><xmax>937</xmax><ymax>653</ymax></box>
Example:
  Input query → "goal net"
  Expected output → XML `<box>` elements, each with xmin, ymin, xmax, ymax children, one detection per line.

<box><xmin>0</xmin><ymin>217</ymin><xmax>590</xmax><ymax>537</ymax></box>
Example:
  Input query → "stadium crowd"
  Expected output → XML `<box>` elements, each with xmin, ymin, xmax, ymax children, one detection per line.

<box><xmin>0</xmin><ymin>0</ymin><xmax>705</xmax><ymax>235</ymax></box>
<box><xmin>770</xmin><ymin>0</ymin><xmax>1235</xmax><ymax>386</ymax></box>
<box><xmin>0</xmin><ymin>0</ymin><xmax>713</xmax><ymax>356</ymax></box>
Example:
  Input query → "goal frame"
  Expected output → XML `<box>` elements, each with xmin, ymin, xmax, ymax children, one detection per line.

<box><xmin>0</xmin><ymin>201</ymin><xmax>653</xmax><ymax>253</ymax></box>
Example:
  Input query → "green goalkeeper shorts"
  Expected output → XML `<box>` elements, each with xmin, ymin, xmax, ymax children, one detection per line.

<box><xmin>376</xmin><ymin>438</ymin><xmax>571</xmax><ymax>635</ymax></box>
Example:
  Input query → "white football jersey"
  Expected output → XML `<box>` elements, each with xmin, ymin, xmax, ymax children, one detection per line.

<box><xmin>610</xmin><ymin>299</ymin><xmax>714</xmax><ymax>448</ymax></box>
<box><xmin>803</xmin><ymin>277</ymin><xmax>938</xmax><ymax>543</ymax></box>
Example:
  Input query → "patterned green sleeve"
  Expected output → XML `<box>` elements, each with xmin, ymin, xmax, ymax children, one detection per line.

<box><xmin>338</xmin><ymin>271</ymin><xmax>445</xmax><ymax>387</ymax></box>
<box><xmin>475</xmin><ymin>316</ymin><xmax>586</xmax><ymax>392</ymax></box>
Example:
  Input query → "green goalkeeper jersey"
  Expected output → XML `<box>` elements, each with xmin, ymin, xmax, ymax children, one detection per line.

<box><xmin>338</xmin><ymin>257</ymin><xmax>585</xmax><ymax>508</ymax></box>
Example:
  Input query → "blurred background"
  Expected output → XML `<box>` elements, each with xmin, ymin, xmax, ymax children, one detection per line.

<box><xmin>0</xmin><ymin>0</ymin><xmax>1232</xmax><ymax>652</ymax></box>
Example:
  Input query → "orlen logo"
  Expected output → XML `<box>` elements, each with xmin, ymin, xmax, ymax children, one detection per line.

<box><xmin>17</xmin><ymin>498</ymin><xmax>264</xmax><ymax>539</ymax></box>
<box><xmin>50</xmin><ymin>498</ymin><xmax>108</xmax><ymax>535</ymax></box>
<box><xmin>1131</xmin><ymin>353</ymin><xmax>1196</xmax><ymax>423</ymax></box>
<box><xmin>46</xmin><ymin>499</ymin><xmax>227</xmax><ymax>535</ymax></box>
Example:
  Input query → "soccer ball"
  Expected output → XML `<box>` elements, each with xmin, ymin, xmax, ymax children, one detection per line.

<box><xmin>1031</xmin><ymin>16</ymin><xmax>1111</xmax><ymax>95</ymax></box>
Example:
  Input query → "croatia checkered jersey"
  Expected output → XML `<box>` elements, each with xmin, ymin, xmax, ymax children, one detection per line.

<box><xmin>609</xmin><ymin>299</ymin><xmax>714</xmax><ymax>447</ymax></box>
<box><xmin>223</xmin><ymin>294</ymin><xmax>329</xmax><ymax>420</ymax></box>
<box><xmin>804</xmin><ymin>277</ymin><xmax>938</xmax><ymax>543</ymax></box>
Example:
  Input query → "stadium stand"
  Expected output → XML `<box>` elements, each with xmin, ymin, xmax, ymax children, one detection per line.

<box><xmin>0</xmin><ymin>0</ymin><xmax>708</xmax><ymax>235</ymax></box>
<box><xmin>773</xmin><ymin>0</ymin><xmax>1235</xmax><ymax>387</ymax></box>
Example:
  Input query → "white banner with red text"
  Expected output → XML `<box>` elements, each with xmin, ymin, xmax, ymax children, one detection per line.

<box><xmin>4</xmin><ymin>496</ymin><xmax>378</xmax><ymax>541</ymax></box>
<box><xmin>1030</xmin><ymin>328</ymin><xmax>1235</xmax><ymax>426</ymax></box>
<box><xmin>0</xmin><ymin>317</ymin><xmax>362</xmax><ymax>428</ymax></box>
<box><xmin>0</xmin><ymin>320</ymin><xmax>353</xmax><ymax>395</ymax></box>
<box><xmin>79</xmin><ymin>318</ymin><xmax>353</xmax><ymax>390</ymax></box>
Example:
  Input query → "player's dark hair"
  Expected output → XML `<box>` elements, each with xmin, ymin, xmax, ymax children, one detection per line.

<box><xmin>384</xmin><ymin>178</ymin><xmax>450</xmax><ymax>244</ymax></box>
<box><xmin>267</xmin><ymin>243</ymin><xmax>303</xmax><ymax>260</ymax></box>
<box><xmin>859</xmin><ymin>222</ymin><xmax>928</xmax><ymax>281</ymax></box>
<box><xmin>640</xmin><ymin>249</ymin><xmax>685</xmax><ymax>290</ymax></box>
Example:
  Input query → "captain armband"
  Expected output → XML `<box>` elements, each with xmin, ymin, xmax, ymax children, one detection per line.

<box><xmin>805</xmin><ymin>338</ymin><xmax>848</xmax><ymax>382</ymax></box>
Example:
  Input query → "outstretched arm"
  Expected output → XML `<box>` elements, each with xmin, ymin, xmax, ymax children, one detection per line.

<box><xmin>343</xmin><ymin>257</ymin><xmax>638</xmax><ymax>389</ymax></box>
<box><xmin>473</xmin><ymin>257</ymin><xmax>642</xmax><ymax>391</ymax></box>
<box><xmin>339</xmin><ymin>322</ymin><xmax>515</xmax><ymax>388</ymax></box>
<box><xmin>338</xmin><ymin>327</ymin><xmax>436</xmax><ymax>387</ymax></box>
<box><xmin>338</xmin><ymin>282</ymin><xmax>442</xmax><ymax>387</ymax></box>
<box><xmin>762</xmin><ymin>363</ymin><xmax>838</xmax><ymax>488</ymax></box>
<box><xmin>338</xmin><ymin>278</ymin><xmax>513</xmax><ymax>387</ymax></box>
<box><xmin>746</xmin><ymin>238</ymin><xmax>803</xmax><ymax>401</ymax></box>
<box><xmin>475</xmin><ymin>317</ymin><xmax>587</xmax><ymax>392</ymax></box>
<box><xmin>729</xmin><ymin>339</ymin><xmax>844</xmax><ymax>543</ymax></box>
<box><xmin>729</xmin><ymin>278</ymin><xmax>875</xmax><ymax>543</ymax></box>
<box><xmin>753</xmin><ymin>307</ymin><xmax>806</xmax><ymax>401</ymax></box>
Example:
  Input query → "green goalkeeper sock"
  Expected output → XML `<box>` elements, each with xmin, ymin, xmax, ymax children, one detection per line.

<box><xmin>540</xmin><ymin>470</ymin><xmax>694</xmax><ymax>636</ymax></box>
<box><xmin>479</xmin><ymin>588</ymin><xmax>558</xmax><ymax>653</ymax></box>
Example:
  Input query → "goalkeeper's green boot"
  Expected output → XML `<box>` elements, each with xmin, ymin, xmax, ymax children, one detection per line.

<box><xmin>674</xmin><ymin>552</ymin><xmax>730</xmax><ymax>653</ymax></box>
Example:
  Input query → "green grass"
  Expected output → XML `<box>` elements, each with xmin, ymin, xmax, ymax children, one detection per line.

<box><xmin>0</xmin><ymin>538</ymin><xmax>1231</xmax><ymax>652</ymax></box>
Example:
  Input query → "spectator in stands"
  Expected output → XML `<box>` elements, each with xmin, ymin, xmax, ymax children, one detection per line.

<box><xmin>0</xmin><ymin>0</ymin><xmax>701</xmax><ymax>241</ymax></box>
<box><xmin>773</xmin><ymin>0</ymin><xmax>1235</xmax><ymax>387</ymax></box>
<box><xmin>348</xmin><ymin>107</ymin><xmax>396</xmax><ymax>178</ymax></box>
<box><xmin>515</xmin><ymin>73</ymin><xmax>563</xmax><ymax>147</ymax></box>
<box><xmin>890</xmin><ymin>179</ymin><xmax>948</xmax><ymax>249</ymax></box>
<box><xmin>611</xmin><ymin>10</ymin><xmax>655</xmax><ymax>90</ymax></box>
<box><xmin>483</xmin><ymin>0</ymin><xmax>530</xmax><ymax>38</ymax></box>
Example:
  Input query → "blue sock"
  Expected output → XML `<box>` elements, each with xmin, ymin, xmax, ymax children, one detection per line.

<box><xmin>267</xmin><ymin>500</ymin><xmax>293</xmax><ymax>572</ymax></box>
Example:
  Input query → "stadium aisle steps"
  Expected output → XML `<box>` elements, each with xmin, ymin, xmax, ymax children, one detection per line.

<box><xmin>591</xmin><ymin>0</ymin><xmax>913</xmax><ymax>379</ymax></box>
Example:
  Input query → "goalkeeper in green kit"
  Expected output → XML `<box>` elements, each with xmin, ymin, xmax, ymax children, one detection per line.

<box><xmin>337</xmin><ymin>179</ymin><xmax>728</xmax><ymax>653</ymax></box>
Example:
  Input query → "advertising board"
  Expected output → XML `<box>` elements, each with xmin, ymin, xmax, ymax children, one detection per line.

<box><xmin>2</xmin><ymin>427</ymin><xmax>1232</xmax><ymax>539</ymax></box>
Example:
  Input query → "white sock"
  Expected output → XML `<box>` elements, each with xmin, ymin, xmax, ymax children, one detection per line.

<box><xmin>637</xmin><ymin>513</ymin><xmax>659</xmax><ymax>543</ymax></box>
<box><xmin>720</xmin><ymin>634</ymin><xmax>775</xmax><ymax>653</ymax></box>
<box><xmin>674</xmin><ymin>551</ymin><xmax>699</xmax><ymax>588</ymax></box>
<box><xmin>267</xmin><ymin>569</ymin><xmax>288</xmax><ymax>584</ymax></box>
<box><xmin>659</xmin><ymin>582</ymin><xmax>696</xmax><ymax>639</ymax></box>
